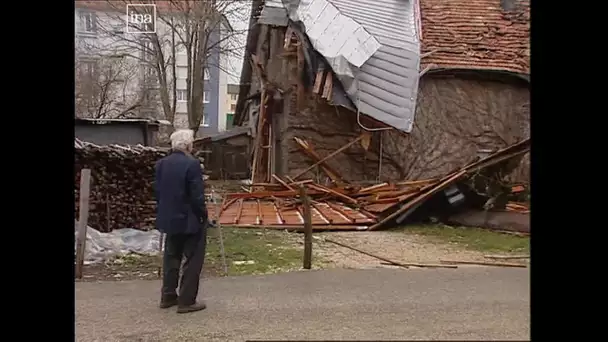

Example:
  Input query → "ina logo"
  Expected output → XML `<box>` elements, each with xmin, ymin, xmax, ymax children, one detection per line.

<box><xmin>126</xmin><ymin>4</ymin><xmax>156</xmax><ymax>34</ymax></box>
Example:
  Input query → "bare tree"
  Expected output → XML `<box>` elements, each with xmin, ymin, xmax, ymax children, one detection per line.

<box><xmin>75</xmin><ymin>55</ymin><xmax>146</xmax><ymax>119</ymax></box>
<box><xmin>80</xmin><ymin>0</ymin><xmax>249</xmax><ymax>135</ymax></box>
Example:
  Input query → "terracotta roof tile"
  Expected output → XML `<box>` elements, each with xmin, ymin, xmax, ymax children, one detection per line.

<box><xmin>420</xmin><ymin>0</ymin><xmax>529</xmax><ymax>75</ymax></box>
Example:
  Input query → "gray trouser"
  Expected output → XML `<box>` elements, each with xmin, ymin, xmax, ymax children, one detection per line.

<box><xmin>161</xmin><ymin>229</ymin><xmax>207</xmax><ymax>306</ymax></box>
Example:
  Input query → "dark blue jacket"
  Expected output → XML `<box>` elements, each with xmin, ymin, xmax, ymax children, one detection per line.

<box><xmin>154</xmin><ymin>150</ymin><xmax>208</xmax><ymax>235</ymax></box>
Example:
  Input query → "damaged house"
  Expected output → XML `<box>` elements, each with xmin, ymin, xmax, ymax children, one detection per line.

<box><xmin>234</xmin><ymin>0</ymin><xmax>530</xmax><ymax>185</ymax></box>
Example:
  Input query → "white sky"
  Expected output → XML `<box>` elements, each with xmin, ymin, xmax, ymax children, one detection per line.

<box><xmin>223</xmin><ymin>0</ymin><xmax>251</xmax><ymax>85</ymax></box>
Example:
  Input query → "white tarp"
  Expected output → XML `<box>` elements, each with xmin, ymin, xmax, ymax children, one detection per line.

<box><xmin>74</xmin><ymin>222</ymin><xmax>161</xmax><ymax>265</ymax></box>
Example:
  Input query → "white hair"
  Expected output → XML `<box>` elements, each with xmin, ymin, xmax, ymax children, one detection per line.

<box><xmin>170</xmin><ymin>129</ymin><xmax>194</xmax><ymax>151</ymax></box>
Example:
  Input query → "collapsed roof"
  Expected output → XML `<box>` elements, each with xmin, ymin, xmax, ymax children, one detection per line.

<box><xmin>238</xmin><ymin>0</ymin><xmax>529</xmax><ymax>132</ymax></box>
<box><xmin>259</xmin><ymin>0</ymin><xmax>421</xmax><ymax>133</ymax></box>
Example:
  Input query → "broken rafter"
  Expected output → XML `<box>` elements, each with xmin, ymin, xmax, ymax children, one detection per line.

<box><xmin>313</xmin><ymin>69</ymin><xmax>326</xmax><ymax>94</ymax></box>
<box><xmin>257</xmin><ymin>199</ymin><xmax>264</xmax><ymax>225</ymax></box>
<box><xmin>307</xmin><ymin>183</ymin><xmax>358</xmax><ymax>205</ymax></box>
<box><xmin>292</xmin><ymin>137</ymin><xmax>344</xmax><ymax>184</ymax></box>
<box><xmin>233</xmin><ymin>199</ymin><xmax>244</xmax><ymax>224</ymax></box>
<box><xmin>322</xmin><ymin>72</ymin><xmax>333</xmax><ymax>100</ymax></box>
<box><xmin>272</xmin><ymin>174</ymin><xmax>295</xmax><ymax>191</ymax></box>
<box><xmin>292</xmin><ymin>134</ymin><xmax>365</xmax><ymax>181</ymax></box>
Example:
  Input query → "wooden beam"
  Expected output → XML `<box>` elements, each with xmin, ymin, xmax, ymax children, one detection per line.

<box><xmin>292</xmin><ymin>137</ymin><xmax>343</xmax><ymax>184</ymax></box>
<box><xmin>75</xmin><ymin>169</ymin><xmax>92</xmax><ymax>279</ymax></box>
<box><xmin>292</xmin><ymin>134</ymin><xmax>365</xmax><ymax>181</ymax></box>
<box><xmin>283</xmin><ymin>26</ymin><xmax>294</xmax><ymax>50</ymax></box>
<box><xmin>322</xmin><ymin>72</ymin><xmax>333</xmax><ymax>99</ymax></box>
<box><xmin>300</xmin><ymin>186</ymin><xmax>313</xmax><ymax>270</ymax></box>
<box><xmin>312</xmin><ymin>69</ymin><xmax>325</xmax><ymax>94</ymax></box>
<box><xmin>272</xmin><ymin>174</ymin><xmax>295</xmax><ymax>191</ymax></box>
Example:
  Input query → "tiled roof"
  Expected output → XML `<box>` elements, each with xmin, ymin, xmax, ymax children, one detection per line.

<box><xmin>420</xmin><ymin>0</ymin><xmax>530</xmax><ymax>75</ymax></box>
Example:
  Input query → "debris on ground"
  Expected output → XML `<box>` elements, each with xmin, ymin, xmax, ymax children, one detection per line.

<box><xmin>208</xmin><ymin>138</ymin><xmax>530</xmax><ymax>232</ymax></box>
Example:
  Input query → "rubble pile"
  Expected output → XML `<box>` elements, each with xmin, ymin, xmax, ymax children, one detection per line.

<box><xmin>210</xmin><ymin>138</ymin><xmax>531</xmax><ymax>231</ymax></box>
<box><xmin>74</xmin><ymin>137</ymin><xmax>529</xmax><ymax>233</ymax></box>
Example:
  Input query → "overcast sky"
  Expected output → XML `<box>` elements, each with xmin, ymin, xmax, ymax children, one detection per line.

<box><xmin>223</xmin><ymin>0</ymin><xmax>251</xmax><ymax>85</ymax></box>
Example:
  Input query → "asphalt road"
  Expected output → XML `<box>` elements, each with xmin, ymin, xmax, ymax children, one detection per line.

<box><xmin>76</xmin><ymin>267</ymin><xmax>530</xmax><ymax>341</ymax></box>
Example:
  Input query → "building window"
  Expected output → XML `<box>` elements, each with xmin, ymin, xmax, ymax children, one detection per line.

<box><xmin>79</xmin><ymin>59</ymin><xmax>99</xmax><ymax>79</ymax></box>
<box><xmin>230</xmin><ymin>94</ymin><xmax>237</xmax><ymax>101</ymax></box>
<box><xmin>143</xmin><ymin>65</ymin><xmax>157</xmax><ymax>85</ymax></box>
<box><xmin>78</xmin><ymin>11</ymin><xmax>97</xmax><ymax>34</ymax></box>
<box><xmin>204</xmin><ymin>68</ymin><xmax>210</xmax><ymax>80</ymax></box>
<box><xmin>230</xmin><ymin>104</ymin><xmax>236</xmax><ymax>111</ymax></box>
<box><xmin>176</xmin><ymin>89</ymin><xmax>187</xmax><ymax>102</ymax></box>
<box><xmin>226</xmin><ymin>113</ymin><xmax>234</xmax><ymax>129</ymax></box>
<box><xmin>203</xmin><ymin>91</ymin><xmax>210</xmax><ymax>103</ymax></box>
<box><xmin>201</xmin><ymin>112</ymin><xmax>210</xmax><ymax>127</ymax></box>
<box><xmin>141</xmin><ymin>39</ymin><xmax>154</xmax><ymax>62</ymax></box>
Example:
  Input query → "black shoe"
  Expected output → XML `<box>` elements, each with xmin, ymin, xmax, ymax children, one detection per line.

<box><xmin>176</xmin><ymin>302</ymin><xmax>207</xmax><ymax>314</ymax></box>
<box><xmin>159</xmin><ymin>296</ymin><xmax>179</xmax><ymax>309</ymax></box>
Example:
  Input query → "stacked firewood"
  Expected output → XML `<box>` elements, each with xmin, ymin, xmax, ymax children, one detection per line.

<box><xmin>74</xmin><ymin>139</ymin><xmax>169</xmax><ymax>232</ymax></box>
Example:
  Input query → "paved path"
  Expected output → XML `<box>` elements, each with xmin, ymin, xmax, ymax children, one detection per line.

<box><xmin>76</xmin><ymin>267</ymin><xmax>529</xmax><ymax>341</ymax></box>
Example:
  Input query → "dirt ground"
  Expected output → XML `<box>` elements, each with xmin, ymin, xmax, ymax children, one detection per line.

<box><xmin>286</xmin><ymin>230</ymin><xmax>529</xmax><ymax>270</ymax></box>
<box><xmin>77</xmin><ymin>227</ymin><xmax>528</xmax><ymax>282</ymax></box>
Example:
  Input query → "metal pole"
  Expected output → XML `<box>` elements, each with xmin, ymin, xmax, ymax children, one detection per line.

<box><xmin>211</xmin><ymin>189</ymin><xmax>228</xmax><ymax>276</ymax></box>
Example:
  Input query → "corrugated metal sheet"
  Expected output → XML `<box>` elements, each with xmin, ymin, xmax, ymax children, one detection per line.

<box><xmin>259</xmin><ymin>0</ymin><xmax>421</xmax><ymax>133</ymax></box>
<box><xmin>329</xmin><ymin>0</ymin><xmax>420</xmax><ymax>132</ymax></box>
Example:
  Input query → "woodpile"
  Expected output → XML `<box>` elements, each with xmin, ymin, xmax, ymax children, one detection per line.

<box><xmin>74</xmin><ymin>139</ymin><xmax>169</xmax><ymax>232</ymax></box>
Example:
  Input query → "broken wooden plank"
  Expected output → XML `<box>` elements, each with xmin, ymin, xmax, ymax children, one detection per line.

<box><xmin>283</xmin><ymin>26</ymin><xmax>294</xmax><ymax>49</ymax></box>
<box><xmin>226</xmin><ymin>189</ymin><xmax>324</xmax><ymax>199</ymax></box>
<box><xmin>273</xmin><ymin>203</ymin><xmax>286</xmax><ymax>224</ymax></box>
<box><xmin>307</xmin><ymin>183</ymin><xmax>358</xmax><ymax>205</ymax></box>
<box><xmin>368</xmin><ymin>170</ymin><xmax>467</xmax><ymax>230</ymax></box>
<box><xmin>250</xmin><ymin>90</ymin><xmax>267</xmax><ymax>183</ymax></box>
<box><xmin>292</xmin><ymin>134</ymin><xmax>365</xmax><ymax>181</ymax></box>
<box><xmin>396</xmin><ymin>178</ymin><xmax>440</xmax><ymax>186</ymax></box>
<box><xmin>288</xmin><ymin>179</ymin><xmax>313</xmax><ymax>187</ymax></box>
<box><xmin>440</xmin><ymin>259</ymin><xmax>527</xmax><ymax>268</ymax></box>
<box><xmin>358</xmin><ymin>182</ymin><xmax>391</xmax><ymax>194</ymax></box>
<box><xmin>321</xmin><ymin>237</ymin><xmax>453</xmax><ymax>269</ymax></box>
<box><xmin>233</xmin><ymin>199</ymin><xmax>244</xmax><ymax>224</ymax></box>
<box><xmin>272</xmin><ymin>174</ymin><xmax>295</xmax><ymax>191</ymax></box>
<box><xmin>312</xmin><ymin>69</ymin><xmax>325</xmax><ymax>94</ymax></box>
<box><xmin>296</xmin><ymin>42</ymin><xmax>305</xmax><ymax>109</ymax></box>
<box><xmin>257</xmin><ymin>199</ymin><xmax>264</xmax><ymax>225</ymax></box>
<box><xmin>322</xmin><ymin>72</ymin><xmax>333</xmax><ymax>99</ymax></box>
<box><xmin>292</xmin><ymin>137</ymin><xmax>344</xmax><ymax>184</ymax></box>
<box><xmin>379</xmin><ymin>261</ymin><xmax>458</xmax><ymax>269</ymax></box>
<box><xmin>484</xmin><ymin>254</ymin><xmax>530</xmax><ymax>260</ymax></box>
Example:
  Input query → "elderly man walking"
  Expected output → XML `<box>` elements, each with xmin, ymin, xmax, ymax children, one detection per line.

<box><xmin>155</xmin><ymin>129</ymin><xmax>208</xmax><ymax>313</ymax></box>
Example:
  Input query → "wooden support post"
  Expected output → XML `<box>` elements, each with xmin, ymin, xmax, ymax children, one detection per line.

<box><xmin>106</xmin><ymin>193</ymin><xmax>110</xmax><ymax>232</ymax></box>
<box><xmin>300</xmin><ymin>186</ymin><xmax>313</xmax><ymax>270</ymax></box>
<box><xmin>75</xmin><ymin>169</ymin><xmax>91</xmax><ymax>279</ymax></box>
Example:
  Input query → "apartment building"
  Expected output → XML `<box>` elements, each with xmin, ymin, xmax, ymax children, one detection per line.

<box><xmin>74</xmin><ymin>1</ymin><xmax>232</xmax><ymax>136</ymax></box>
<box><xmin>220</xmin><ymin>84</ymin><xmax>240</xmax><ymax>130</ymax></box>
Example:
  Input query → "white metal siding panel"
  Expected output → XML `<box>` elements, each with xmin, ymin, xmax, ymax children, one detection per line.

<box><xmin>329</xmin><ymin>0</ymin><xmax>421</xmax><ymax>132</ymax></box>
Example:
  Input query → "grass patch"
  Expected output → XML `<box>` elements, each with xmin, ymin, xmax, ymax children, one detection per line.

<box><xmin>81</xmin><ymin>228</ymin><xmax>303</xmax><ymax>281</ymax></box>
<box><xmin>400</xmin><ymin>225</ymin><xmax>529</xmax><ymax>254</ymax></box>
<box><xmin>206</xmin><ymin>227</ymin><xmax>303</xmax><ymax>276</ymax></box>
